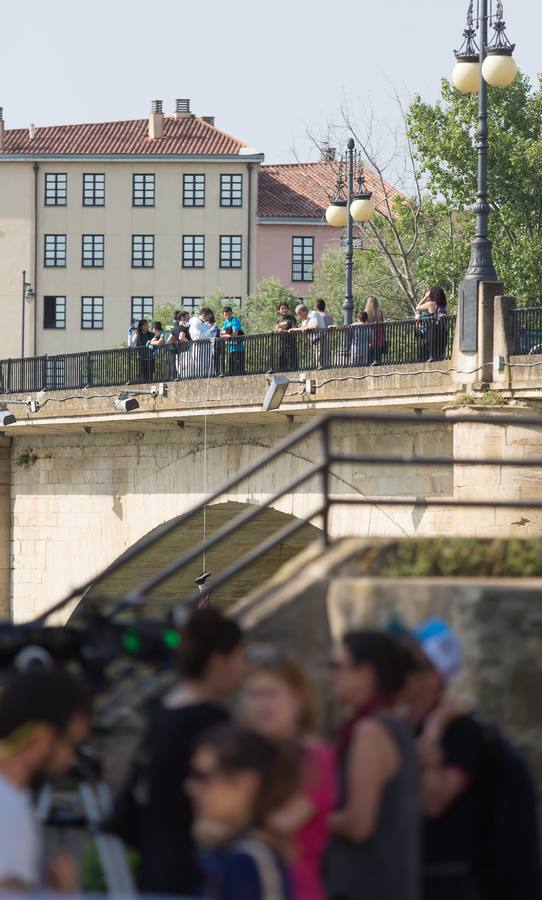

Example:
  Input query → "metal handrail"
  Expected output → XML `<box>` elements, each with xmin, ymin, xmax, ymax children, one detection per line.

<box><xmin>39</xmin><ymin>408</ymin><xmax>542</xmax><ymax>625</ymax></box>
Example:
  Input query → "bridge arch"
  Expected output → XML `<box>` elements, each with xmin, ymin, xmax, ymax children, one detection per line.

<box><xmin>76</xmin><ymin>501</ymin><xmax>321</xmax><ymax>617</ymax></box>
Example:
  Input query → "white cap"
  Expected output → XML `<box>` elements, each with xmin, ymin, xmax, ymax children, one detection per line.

<box><xmin>413</xmin><ymin>619</ymin><xmax>463</xmax><ymax>681</ymax></box>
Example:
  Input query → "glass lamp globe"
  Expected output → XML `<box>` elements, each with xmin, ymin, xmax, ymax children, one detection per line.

<box><xmin>452</xmin><ymin>59</ymin><xmax>481</xmax><ymax>93</ymax></box>
<box><xmin>325</xmin><ymin>201</ymin><xmax>348</xmax><ymax>228</ymax></box>
<box><xmin>482</xmin><ymin>52</ymin><xmax>518</xmax><ymax>87</ymax></box>
<box><xmin>350</xmin><ymin>196</ymin><xmax>375</xmax><ymax>223</ymax></box>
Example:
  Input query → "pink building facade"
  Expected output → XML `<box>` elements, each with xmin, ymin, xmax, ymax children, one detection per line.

<box><xmin>256</xmin><ymin>159</ymin><xmax>394</xmax><ymax>301</ymax></box>
<box><xmin>256</xmin><ymin>220</ymin><xmax>340</xmax><ymax>299</ymax></box>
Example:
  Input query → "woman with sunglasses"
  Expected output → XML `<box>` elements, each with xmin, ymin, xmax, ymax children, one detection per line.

<box><xmin>188</xmin><ymin>724</ymin><xmax>297</xmax><ymax>900</ymax></box>
<box><xmin>326</xmin><ymin>631</ymin><xmax>421</xmax><ymax>900</ymax></box>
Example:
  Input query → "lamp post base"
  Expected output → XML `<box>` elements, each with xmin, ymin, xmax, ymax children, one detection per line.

<box><xmin>464</xmin><ymin>236</ymin><xmax>498</xmax><ymax>283</ymax></box>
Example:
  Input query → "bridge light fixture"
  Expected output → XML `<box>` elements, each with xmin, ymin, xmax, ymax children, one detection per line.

<box><xmin>263</xmin><ymin>374</ymin><xmax>317</xmax><ymax>411</ymax></box>
<box><xmin>114</xmin><ymin>393</ymin><xmax>140</xmax><ymax>413</ymax></box>
<box><xmin>0</xmin><ymin>405</ymin><xmax>16</xmax><ymax>426</ymax></box>
<box><xmin>263</xmin><ymin>375</ymin><xmax>290</xmax><ymax>411</ymax></box>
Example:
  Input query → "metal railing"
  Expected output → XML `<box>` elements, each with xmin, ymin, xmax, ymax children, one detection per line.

<box><xmin>511</xmin><ymin>306</ymin><xmax>542</xmax><ymax>355</ymax></box>
<box><xmin>39</xmin><ymin>408</ymin><xmax>542</xmax><ymax>626</ymax></box>
<box><xmin>0</xmin><ymin>318</ymin><xmax>456</xmax><ymax>395</ymax></box>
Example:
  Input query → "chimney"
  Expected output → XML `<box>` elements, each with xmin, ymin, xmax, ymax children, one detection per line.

<box><xmin>148</xmin><ymin>100</ymin><xmax>164</xmax><ymax>139</ymax></box>
<box><xmin>202</xmin><ymin>115</ymin><xmax>215</xmax><ymax>126</ymax></box>
<box><xmin>29</xmin><ymin>123</ymin><xmax>36</xmax><ymax>140</ymax></box>
<box><xmin>173</xmin><ymin>98</ymin><xmax>191</xmax><ymax>119</ymax></box>
<box><xmin>320</xmin><ymin>143</ymin><xmax>336</xmax><ymax>163</ymax></box>
<box><xmin>0</xmin><ymin>109</ymin><xmax>4</xmax><ymax>150</ymax></box>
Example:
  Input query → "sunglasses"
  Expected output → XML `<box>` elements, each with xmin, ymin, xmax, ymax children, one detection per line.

<box><xmin>246</xmin><ymin>644</ymin><xmax>287</xmax><ymax>665</ymax></box>
<box><xmin>187</xmin><ymin>765</ymin><xmax>220</xmax><ymax>783</ymax></box>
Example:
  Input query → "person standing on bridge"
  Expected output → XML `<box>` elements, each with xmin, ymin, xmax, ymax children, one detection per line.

<box><xmin>189</xmin><ymin>307</ymin><xmax>215</xmax><ymax>377</ymax></box>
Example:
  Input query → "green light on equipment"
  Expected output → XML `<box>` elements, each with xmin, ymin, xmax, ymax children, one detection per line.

<box><xmin>163</xmin><ymin>629</ymin><xmax>182</xmax><ymax>649</ymax></box>
<box><xmin>122</xmin><ymin>630</ymin><xmax>141</xmax><ymax>655</ymax></box>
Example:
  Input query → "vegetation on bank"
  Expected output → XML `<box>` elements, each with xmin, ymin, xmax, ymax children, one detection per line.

<box><xmin>357</xmin><ymin>538</ymin><xmax>542</xmax><ymax>578</ymax></box>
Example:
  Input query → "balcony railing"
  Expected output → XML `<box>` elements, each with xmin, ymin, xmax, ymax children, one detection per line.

<box><xmin>510</xmin><ymin>306</ymin><xmax>542</xmax><ymax>355</ymax></box>
<box><xmin>0</xmin><ymin>317</ymin><xmax>455</xmax><ymax>395</ymax></box>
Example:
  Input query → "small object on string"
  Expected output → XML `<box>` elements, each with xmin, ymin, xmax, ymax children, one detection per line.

<box><xmin>195</xmin><ymin>571</ymin><xmax>212</xmax><ymax>609</ymax></box>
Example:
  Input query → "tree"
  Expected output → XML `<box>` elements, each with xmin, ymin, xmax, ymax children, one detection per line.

<box><xmin>407</xmin><ymin>74</ymin><xmax>542</xmax><ymax>305</ymax></box>
<box><xmin>243</xmin><ymin>277</ymin><xmax>298</xmax><ymax>334</ymax></box>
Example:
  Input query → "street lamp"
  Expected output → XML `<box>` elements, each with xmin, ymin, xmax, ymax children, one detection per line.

<box><xmin>325</xmin><ymin>139</ymin><xmax>375</xmax><ymax>325</ymax></box>
<box><xmin>21</xmin><ymin>272</ymin><xmax>35</xmax><ymax>358</ymax></box>
<box><xmin>453</xmin><ymin>0</ymin><xmax>518</xmax><ymax>286</ymax></box>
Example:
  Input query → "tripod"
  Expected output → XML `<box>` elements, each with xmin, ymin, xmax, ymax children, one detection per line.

<box><xmin>35</xmin><ymin>749</ymin><xmax>136</xmax><ymax>896</ymax></box>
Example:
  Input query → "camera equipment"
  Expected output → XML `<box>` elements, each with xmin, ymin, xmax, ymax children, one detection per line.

<box><xmin>36</xmin><ymin>745</ymin><xmax>136</xmax><ymax>896</ymax></box>
<box><xmin>0</xmin><ymin>615</ymin><xmax>181</xmax><ymax>682</ymax></box>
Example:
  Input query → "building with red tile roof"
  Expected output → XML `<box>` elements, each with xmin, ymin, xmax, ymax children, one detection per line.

<box><xmin>256</xmin><ymin>159</ymin><xmax>399</xmax><ymax>299</ymax></box>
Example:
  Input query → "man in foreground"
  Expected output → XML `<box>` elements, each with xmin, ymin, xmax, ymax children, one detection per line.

<box><xmin>0</xmin><ymin>669</ymin><xmax>91</xmax><ymax>890</ymax></box>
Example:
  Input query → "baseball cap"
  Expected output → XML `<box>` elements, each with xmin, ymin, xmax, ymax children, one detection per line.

<box><xmin>412</xmin><ymin>618</ymin><xmax>463</xmax><ymax>681</ymax></box>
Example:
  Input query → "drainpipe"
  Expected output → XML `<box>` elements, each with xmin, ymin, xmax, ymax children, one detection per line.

<box><xmin>32</xmin><ymin>162</ymin><xmax>39</xmax><ymax>356</ymax></box>
<box><xmin>246</xmin><ymin>162</ymin><xmax>253</xmax><ymax>298</ymax></box>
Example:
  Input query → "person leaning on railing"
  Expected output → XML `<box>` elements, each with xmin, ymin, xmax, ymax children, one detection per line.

<box><xmin>364</xmin><ymin>297</ymin><xmax>386</xmax><ymax>365</ymax></box>
<box><xmin>129</xmin><ymin>319</ymin><xmax>154</xmax><ymax>383</ymax></box>
<box><xmin>415</xmin><ymin>288</ymin><xmax>449</xmax><ymax>363</ymax></box>
<box><xmin>166</xmin><ymin>310</ymin><xmax>191</xmax><ymax>380</ymax></box>
<box><xmin>273</xmin><ymin>302</ymin><xmax>298</xmax><ymax>373</ymax></box>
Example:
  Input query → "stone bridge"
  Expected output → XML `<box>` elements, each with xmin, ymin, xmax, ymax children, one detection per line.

<box><xmin>2</xmin><ymin>291</ymin><xmax>542</xmax><ymax>622</ymax></box>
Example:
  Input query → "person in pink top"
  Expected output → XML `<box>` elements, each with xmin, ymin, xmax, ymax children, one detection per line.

<box><xmin>241</xmin><ymin>649</ymin><xmax>336</xmax><ymax>900</ymax></box>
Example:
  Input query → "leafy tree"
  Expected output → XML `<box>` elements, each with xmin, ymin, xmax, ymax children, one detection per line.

<box><xmin>243</xmin><ymin>277</ymin><xmax>298</xmax><ymax>334</ymax></box>
<box><xmin>407</xmin><ymin>74</ymin><xmax>542</xmax><ymax>305</ymax></box>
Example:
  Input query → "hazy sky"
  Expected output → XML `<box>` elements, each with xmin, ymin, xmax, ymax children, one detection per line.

<box><xmin>1</xmin><ymin>0</ymin><xmax>540</xmax><ymax>164</ymax></box>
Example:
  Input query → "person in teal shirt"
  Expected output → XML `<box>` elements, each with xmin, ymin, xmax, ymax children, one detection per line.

<box><xmin>220</xmin><ymin>307</ymin><xmax>245</xmax><ymax>375</ymax></box>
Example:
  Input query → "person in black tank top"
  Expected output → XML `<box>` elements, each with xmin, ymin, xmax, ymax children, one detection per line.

<box><xmin>137</xmin><ymin>609</ymin><xmax>245</xmax><ymax>896</ymax></box>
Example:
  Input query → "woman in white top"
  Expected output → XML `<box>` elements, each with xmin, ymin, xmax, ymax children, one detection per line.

<box><xmin>188</xmin><ymin>308</ymin><xmax>215</xmax><ymax>378</ymax></box>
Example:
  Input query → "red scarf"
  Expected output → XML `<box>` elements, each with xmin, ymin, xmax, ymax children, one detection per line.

<box><xmin>336</xmin><ymin>694</ymin><xmax>393</xmax><ymax>757</ymax></box>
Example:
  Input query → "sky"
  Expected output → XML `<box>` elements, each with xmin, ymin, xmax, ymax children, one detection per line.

<box><xmin>1</xmin><ymin>0</ymin><xmax>540</xmax><ymax>166</ymax></box>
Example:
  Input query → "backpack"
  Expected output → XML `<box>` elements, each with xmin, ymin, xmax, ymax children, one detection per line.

<box><xmin>477</xmin><ymin>720</ymin><xmax>542</xmax><ymax>900</ymax></box>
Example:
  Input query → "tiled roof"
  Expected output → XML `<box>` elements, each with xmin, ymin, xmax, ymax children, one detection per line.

<box><xmin>0</xmin><ymin>116</ymin><xmax>250</xmax><ymax>157</ymax></box>
<box><xmin>258</xmin><ymin>161</ymin><xmax>399</xmax><ymax>219</ymax></box>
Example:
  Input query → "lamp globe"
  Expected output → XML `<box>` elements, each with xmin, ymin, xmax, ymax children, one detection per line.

<box><xmin>325</xmin><ymin>201</ymin><xmax>348</xmax><ymax>228</ymax></box>
<box><xmin>482</xmin><ymin>51</ymin><xmax>518</xmax><ymax>87</ymax></box>
<box><xmin>452</xmin><ymin>59</ymin><xmax>481</xmax><ymax>93</ymax></box>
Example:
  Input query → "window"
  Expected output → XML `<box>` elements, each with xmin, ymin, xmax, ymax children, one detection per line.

<box><xmin>83</xmin><ymin>173</ymin><xmax>105</xmax><ymax>206</ymax></box>
<box><xmin>81</xmin><ymin>296</ymin><xmax>104</xmax><ymax>329</ymax></box>
<box><xmin>132</xmin><ymin>234</ymin><xmax>154</xmax><ymax>268</ymax></box>
<box><xmin>220</xmin><ymin>174</ymin><xmax>243</xmax><ymax>207</ymax></box>
<box><xmin>46</xmin><ymin>358</ymin><xmax>66</xmax><ymax>389</ymax></box>
<box><xmin>45</xmin><ymin>173</ymin><xmax>67</xmax><ymax>206</ymax></box>
<box><xmin>133</xmin><ymin>173</ymin><xmax>155</xmax><ymax>207</ymax></box>
<box><xmin>131</xmin><ymin>296</ymin><xmax>154</xmax><ymax>322</ymax></box>
<box><xmin>292</xmin><ymin>236</ymin><xmax>314</xmax><ymax>282</ymax></box>
<box><xmin>44</xmin><ymin>234</ymin><xmax>66</xmax><ymax>267</ymax></box>
<box><xmin>43</xmin><ymin>296</ymin><xmax>66</xmax><ymax>329</ymax></box>
<box><xmin>182</xmin><ymin>235</ymin><xmax>205</xmax><ymax>268</ymax></box>
<box><xmin>183</xmin><ymin>174</ymin><xmax>205</xmax><ymax>207</ymax></box>
<box><xmin>220</xmin><ymin>235</ymin><xmax>242</xmax><ymax>269</ymax></box>
<box><xmin>223</xmin><ymin>296</ymin><xmax>243</xmax><ymax>308</ymax></box>
<box><xmin>181</xmin><ymin>297</ymin><xmax>202</xmax><ymax>314</ymax></box>
<box><xmin>82</xmin><ymin>234</ymin><xmax>104</xmax><ymax>267</ymax></box>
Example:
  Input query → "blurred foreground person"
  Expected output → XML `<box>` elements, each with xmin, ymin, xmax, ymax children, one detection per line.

<box><xmin>0</xmin><ymin>669</ymin><xmax>91</xmax><ymax>891</ymax></box>
<box><xmin>137</xmin><ymin>609</ymin><xmax>244</xmax><ymax>896</ymax></box>
<box><xmin>326</xmin><ymin>630</ymin><xmax>421</xmax><ymax>900</ymax></box>
<box><xmin>407</xmin><ymin>619</ymin><xmax>542</xmax><ymax>900</ymax></box>
<box><xmin>242</xmin><ymin>650</ymin><xmax>336</xmax><ymax>900</ymax></box>
<box><xmin>188</xmin><ymin>724</ymin><xmax>297</xmax><ymax>900</ymax></box>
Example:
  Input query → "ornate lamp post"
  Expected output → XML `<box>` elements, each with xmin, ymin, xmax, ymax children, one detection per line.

<box><xmin>325</xmin><ymin>138</ymin><xmax>375</xmax><ymax>325</ymax></box>
<box><xmin>453</xmin><ymin>0</ymin><xmax>518</xmax><ymax>346</ymax></box>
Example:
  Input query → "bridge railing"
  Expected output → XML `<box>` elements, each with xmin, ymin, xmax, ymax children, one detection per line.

<box><xmin>510</xmin><ymin>306</ymin><xmax>542</xmax><ymax>355</ymax></box>
<box><xmin>0</xmin><ymin>317</ymin><xmax>456</xmax><ymax>395</ymax></box>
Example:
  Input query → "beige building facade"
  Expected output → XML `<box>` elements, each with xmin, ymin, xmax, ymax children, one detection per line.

<box><xmin>0</xmin><ymin>102</ymin><xmax>262</xmax><ymax>356</ymax></box>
